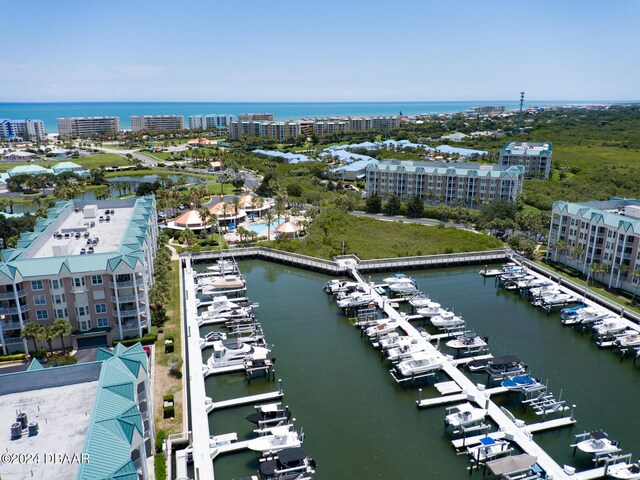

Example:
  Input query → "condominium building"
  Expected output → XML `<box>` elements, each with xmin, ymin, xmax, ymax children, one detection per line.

<box><xmin>229</xmin><ymin>120</ymin><xmax>302</xmax><ymax>140</ymax></box>
<box><xmin>238</xmin><ymin>113</ymin><xmax>275</xmax><ymax>122</ymax></box>
<box><xmin>57</xmin><ymin>116</ymin><xmax>121</xmax><ymax>138</ymax></box>
<box><xmin>130</xmin><ymin>115</ymin><xmax>185</xmax><ymax>132</ymax></box>
<box><xmin>0</xmin><ymin>197</ymin><xmax>157</xmax><ymax>354</ymax></box>
<box><xmin>310</xmin><ymin>116</ymin><xmax>401</xmax><ymax>134</ymax></box>
<box><xmin>546</xmin><ymin>198</ymin><xmax>640</xmax><ymax>293</ymax></box>
<box><xmin>469</xmin><ymin>105</ymin><xmax>505</xmax><ymax>114</ymax></box>
<box><xmin>0</xmin><ymin>118</ymin><xmax>46</xmax><ymax>141</ymax></box>
<box><xmin>365</xmin><ymin>160</ymin><xmax>524</xmax><ymax>205</ymax></box>
<box><xmin>314</xmin><ymin>120</ymin><xmax>351</xmax><ymax>136</ymax></box>
<box><xmin>0</xmin><ymin>343</ymin><xmax>154</xmax><ymax>479</ymax></box>
<box><xmin>499</xmin><ymin>141</ymin><xmax>553</xmax><ymax>179</ymax></box>
<box><xmin>188</xmin><ymin>114</ymin><xmax>235</xmax><ymax>130</ymax></box>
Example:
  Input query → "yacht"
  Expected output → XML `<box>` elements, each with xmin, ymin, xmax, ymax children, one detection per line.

<box><xmin>416</xmin><ymin>302</ymin><xmax>442</xmax><ymax>317</ymax></box>
<box><xmin>574</xmin><ymin>431</ymin><xmax>620</xmax><ymax>456</ymax></box>
<box><xmin>324</xmin><ymin>279</ymin><xmax>359</xmax><ymax>294</ymax></box>
<box><xmin>615</xmin><ymin>332</ymin><xmax>640</xmax><ymax>348</ymax></box>
<box><xmin>409</xmin><ymin>295</ymin><xmax>432</xmax><ymax>308</ymax></box>
<box><xmin>444</xmin><ymin>402</ymin><xmax>487</xmax><ymax>428</ymax></box>
<box><xmin>207</xmin><ymin>339</ymin><xmax>271</xmax><ymax>369</ymax></box>
<box><xmin>201</xmin><ymin>275</ymin><xmax>246</xmax><ymax>294</ymax></box>
<box><xmin>606</xmin><ymin>461</ymin><xmax>640</xmax><ymax>480</ymax></box>
<box><xmin>247</xmin><ymin>425</ymin><xmax>303</xmax><ymax>453</ymax></box>
<box><xmin>379</xmin><ymin>335</ymin><xmax>415</xmax><ymax>351</ymax></box>
<box><xmin>246</xmin><ymin>403</ymin><xmax>292</xmax><ymax>427</ymax></box>
<box><xmin>394</xmin><ymin>353</ymin><xmax>443</xmax><ymax>378</ymax></box>
<box><xmin>388</xmin><ymin>279</ymin><xmax>418</xmax><ymax>294</ymax></box>
<box><xmin>365</xmin><ymin>319</ymin><xmax>398</xmax><ymax>339</ymax></box>
<box><xmin>431</xmin><ymin>311</ymin><xmax>465</xmax><ymax>329</ymax></box>
<box><xmin>562</xmin><ymin>307</ymin><xmax>610</xmax><ymax>326</ymax></box>
<box><xmin>386</xmin><ymin>343</ymin><xmax>426</xmax><ymax>362</ymax></box>
<box><xmin>207</xmin><ymin>259</ymin><xmax>239</xmax><ymax>275</ymax></box>
<box><xmin>592</xmin><ymin>319</ymin><xmax>627</xmax><ymax>336</ymax></box>
<box><xmin>383</xmin><ymin>273</ymin><xmax>415</xmax><ymax>284</ymax></box>
<box><xmin>467</xmin><ymin>436</ymin><xmax>512</xmax><ymax>463</ymax></box>
<box><xmin>337</xmin><ymin>292</ymin><xmax>374</xmax><ymax>309</ymax></box>
<box><xmin>258</xmin><ymin>447</ymin><xmax>316</xmax><ymax>480</ymax></box>
<box><xmin>445</xmin><ymin>332</ymin><xmax>488</xmax><ymax>350</ymax></box>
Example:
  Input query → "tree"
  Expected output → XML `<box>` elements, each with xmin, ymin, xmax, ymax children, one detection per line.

<box><xmin>43</xmin><ymin>325</ymin><xmax>57</xmax><ymax>354</ymax></box>
<box><xmin>406</xmin><ymin>196</ymin><xmax>424</xmax><ymax>218</ymax></box>
<box><xmin>264</xmin><ymin>212</ymin><xmax>276</xmax><ymax>241</ymax></box>
<box><xmin>384</xmin><ymin>195</ymin><xmax>402</xmax><ymax>216</ymax></box>
<box><xmin>94</xmin><ymin>185</ymin><xmax>111</xmax><ymax>200</ymax></box>
<box><xmin>90</xmin><ymin>168</ymin><xmax>106</xmax><ymax>185</ymax></box>
<box><xmin>52</xmin><ymin>319</ymin><xmax>73</xmax><ymax>351</ymax></box>
<box><xmin>365</xmin><ymin>194</ymin><xmax>382</xmax><ymax>214</ymax></box>
<box><xmin>21</xmin><ymin>322</ymin><xmax>45</xmax><ymax>355</ymax></box>
<box><xmin>198</xmin><ymin>207</ymin><xmax>211</xmax><ymax>232</ymax></box>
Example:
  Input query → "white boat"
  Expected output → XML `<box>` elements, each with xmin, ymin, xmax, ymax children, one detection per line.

<box><xmin>445</xmin><ymin>333</ymin><xmax>487</xmax><ymax>350</ymax></box>
<box><xmin>592</xmin><ymin>319</ymin><xmax>627</xmax><ymax>336</ymax></box>
<box><xmin>207</xmin><ymin>259</ymin><xmax>239</xmax><ymax>275</ymax></box>
<box><xmin>409</xmin><ymin>295</ymin><xmax>432</xmax><ymax>308</ymax></box>
<box><xmin>416</xmin><ymin>302</ymin><xmax>442</xmax><ymax>317</ymax></box>
<box><xmin>479</xmin><ymin>268</ymin><xmax>502</xmax><ymax>277</ymax></box>
<box><xmin>389</xmin><ymin>281</ymin><xmax>419</xmax><ymax>294</ymax></box>
<box><xmin>467</xmin><ymin>436</ymin><xmax>512</xmax><ymax>463</ymax></box>
<box><xmin>615</xmin><ymin>333</ymin><xmax>640</xmax><ymax>348</ymax></box>
<box><xmin>337</xmin><ymin>292</ymin><xmax>374</xmax><ymax>309</ymax></box>
<box><xmin>386</xmin><ymin>343</ymin><xmax>426</xmax><ymax>362</ymax></box>
<box><xmin>324</xmin><ymin>279</ymin><xmax>359</xmax><ymax>294</ymax></box>
<box><xmin>484</xmin><ymin>356</ymin><xmax>527</xmax><ymax>377</ymax></box>
<box><xmin>394</xmin><ymin>353</ymin><xmax>443</xmax><ymax>377</ymax></box>
<box><xmin>365</xmin><ymin>320</ymin><xmax>397</xmax><ymax>338</ymax></box>
<box><xmin>379</xmin><ymin>335</ymin><xmax>415</xmax><ymax>351</ymax></box>
<box><xmin>444</xmin><ymin>402</ymin><xmax>487</xmax><ymax>428</ymax></box>
<box><xmin>204</xmin><ymin>331</ymin><xmax>228</xmax><ymax>342</ymax></box>
<box><xmin>529</xmin><ymin>285</ymin><xmax>559</xmax><ymax>297</ymax></box>
<box><xmin>606</xmin><ymin>461</ymin><xmax>640</xmax><ymax>480</ymax></box>
<box><xmin>201</xmin><ymin>275</ymin><xmax>246</xmax><ymax>293</ymax></box>
<box><xmin>258</xmin><ymin>447</ymin><xmax>316</xmax><ymax>480</ymax></box>
<box><xmin>575</xmin><ymin>431</ymin><xmax>620</xmax><ymax>455</ymax></box>
<box><xmin>207</xmin><ymin>339</ymin><xmax>271</xmax><ymax>369</ymax></box>
<box><xmin>247</xmin><ymin>425</ymin><xmax>302</xmax><ymax>453</ymax></box>
<box><xmin>574</xmin><ymin>307</ymin><xmax>610</xmax><ymax>325</ymax></box>
<box><xmin>383</xmin><ymin>273</ymin><xmax>415</xmax><ymax>284</ymax></box>
<box><xmin>431</xmin><ymin>311</ymin><xmax>465</xmax><ymax>329</ymax></box>
<box><xmin>534</xmin><ymin>292</ymin><xmax>577</xmax><ymax>306</ymax></box>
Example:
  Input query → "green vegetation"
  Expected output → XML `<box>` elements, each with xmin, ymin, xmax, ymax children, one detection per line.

<box><xmin>74</xmin><ymin>154</ymin><xmax>132</xmax><ymax>169</ymax></box>
<box><xmin>267</xmin><ymin>209</ymin><xmax>503</xmax><ymax>259</ymax></box>
<box><xmin>0</xmin><ymin>353</ymin><xmax>27</xmax><ymax>363</ymax></box>
<box><xmin>154</xmin><ymin>453</ymin><xmax>167</xmax><ymax>480</ymax></box>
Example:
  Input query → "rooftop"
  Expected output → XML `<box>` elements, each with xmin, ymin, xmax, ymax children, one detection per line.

<box><xmin>554</xmin><ymin>198</ymin><xmax>640</xmax><ymax>233</ymax></box>
<box><xmin>502</xmin><ymin>141</ymin><xmax>552</xmax><ymax>156</ymax></box>
<box><xmin>368</xmin><ymin>160</ymin><xmax>524</xmax><ymax>178</ymax></box>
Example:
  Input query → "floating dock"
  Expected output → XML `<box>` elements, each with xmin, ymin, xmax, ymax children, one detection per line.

<box><xmin>206</xmin><ymin>390</ymin><xmax>284</xmax><ymax>412</ymax></box>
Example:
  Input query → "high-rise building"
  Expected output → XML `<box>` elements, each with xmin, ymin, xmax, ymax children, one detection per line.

<box><xmin>469</xmin><ymin>105</ymin><xmax>505</xmax><ymax>114</ymax></box>
<box><xmin>0</xmin><ymin>118</ymin><xmax>46</xmax><ymax>141</ymax></box>
<box><xmin>0</xmin><ymin>197</ymin><xmax>158</xmax><ymax>354</ymax></box>
<box><xmin>130</xmin><ymin>115</ymin><xmax>185</xmax><ymax>132</ymax></box>
<box><xmin>499</xmin><ymin>142</ymin><xmax>553</xmax><ymax>179</ymax></box>
<box><xmin>229</xmin><ymin>120</ymin><xmax>301</xmax><ymax>140</ymax></box>
<box><xmin>57</xmin><ymin>116</ymin><xmax>121</xmax><ymax>138</ymax></box>
<box><xmin>188</xmin><ymin>114</ymin><xmax>235</xmax><ymax>130</ymax></box>
<box><xmin>238</xmin><ymin>113</ymin><xmax>275</xmax><ymax>122</ymax></box>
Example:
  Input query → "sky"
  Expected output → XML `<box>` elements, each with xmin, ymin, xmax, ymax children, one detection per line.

<box><xmin>1</xmin><ymin>0</ymin><xmax>639</xmax><ymax>102</ymax></box>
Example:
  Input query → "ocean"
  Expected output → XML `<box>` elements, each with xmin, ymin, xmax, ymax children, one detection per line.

<box><xmin>0</xmin><ymin>101</ymin><xmax>606</xmax><ymax>132</ymax></box>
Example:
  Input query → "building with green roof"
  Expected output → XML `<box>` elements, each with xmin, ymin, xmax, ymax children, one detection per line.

<box><xmin>0</xmin><ymin>342</ymin><xmax>153</xmax><ymax>479</ymax></box>
<box><xmin>499</xmin><ymin>141</ymin><xmax>552</xmax><ymax>179</ymax></box>
<box><xmin>0</xmin><ymin>197</ymin><xmax>157</xmax><ymax>354</ymax></box>
<box><xmin>547</xmin><ymin>198</ymin><xmax>640</xmax><ymax>292</ymax></box>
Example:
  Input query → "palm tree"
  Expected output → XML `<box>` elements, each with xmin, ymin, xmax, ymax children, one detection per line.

<box><xmin>43</xmin><ymin>325</ymin><xmax>57</xmax><ymax>354</ymax></box>
<box><xmin>251</xmin><ymin>196</ymin><xmax>264</xmax><ymax>218</ymax></box>
<box><xmin>232</xmin><ymin>195</ymin><xmax>242</xmax><ymax>219</ymax></box>
<box><xmin>573</xmin><ymin>245</ymin><xmax>585</xmax><ymax>263</ymax></box>
<box><xmin>198</xmin><ymin>207</ymin><xmax>211</xmax><ymax>232</ymax></box>
<box><xmin>21</xmin><ymin>322</ymin><xmax>45</xmax><ymax>355</ymax></box>
<box><xmin>631</xmin><ymin>268</ymin><xmax>640</xmax><ymax>304</ymax></box>
<box><xmin>220</xmin><ymin>202</ymin><xmax>232</xmax><ymax>231</ymax></box>
<box><xmin>53</xmin><ymin>319</ymin><xmax>73</xmax><ymax>351</ymax></box>
<box><xmin>264</xmin><ymin>212</ymin><xmax>276</xmax><ymax>241</ymax></box>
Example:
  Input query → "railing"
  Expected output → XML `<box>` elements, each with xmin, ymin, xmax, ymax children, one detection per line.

<box><xmin>0</xmin><ymin>321</ymin><xmax>23</xmax><ymax>331</ymax></box>
<box><xmin>111</xmin><ymin>295</ymin><xmax>138</xmax><ymax>303</ymax></box>
<box><xmin>3</xmin><ymin>337</ymin><xmax>24</xmax><ymax>345</ymax></box>
<box><xmin>0</xmin><ymin>305</ymin><xmax>29</xmax><ymax>315</ymax></box>
<box><xmin>357</xmin><ymin>249</ymin><xmax>509</xmax><ymax>272</ymax></box>
<box><xmin>0</xmin><ymin>290</ymin><xmax>27</xmax><ymax>300</ymax></box>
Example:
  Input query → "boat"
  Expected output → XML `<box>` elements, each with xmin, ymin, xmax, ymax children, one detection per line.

<box><xmin>501</xmin><ymin>374</ymin><xmax>545</xmax><ymax>393</ymax></box>
<box><xmin>479</xmin><ymin>268</ymin><xmax>502</xmax><ymax>277</ymax></box>
<box><xmin>560</xmin><ymin>304</ymin><xmax>587</xmax><ymax>319</ymax></box>
<box><xmin>484</xmin><ymin>356</ymin><xmax>527</xmax><ymax>377</ymax></box>
<box><xmin>336</xmin><ymin>292</ymin><xmax>375</xmax><ymax>309</ymax></box>
<box><xmin>258</xmin><ymin>447</ymin><xmax>316</xmax><ymax>480</ymax></box>
<box><xmin>247</xmin><ymin>425</ymin><xmax>303</xmax><ymax>453</ymax></box>
<box><xmin>615</xmin><ymin>332</ymin><xmax>640</xmax><ymax>348</ymax></box>
<box><xmin>207</xmin><ymin>259</ymin><xmax>239</xmax><ymax>275</ymax></box>
<box><xmin>431</xmin><ymin>311</ymin><xmax>465</xmax><ymax>329</ymax></box>
<box><xmin>207</xmin><ymin>339</ymin><xmax>271</xmax><ymax>369</ymax></box>
<box><xmin>529</xmin><ymin>285</ymin><xmax>559</xmax><ymax>297</ymax></box>
<box><xmin>204</xmin><ymin>330</ymin><xmax>228</xmax><ymax>342</ymax></box>
<box><xmin>246</xmin><ymin>402</ymin><xmax>292</xmax><ymax>426</ymax></box>
<box><xmin>562</xmin><ymin>307</ymin><xmax>610</xmax><ymax>326</ymax></box>
<box><xmin>201</xmin><ymin>275</ymin><xmax>246</xmax><ymax>294</ymax></box>
<box><xmin>445</xmin><ymin>332</ymin><xmax>488</xmax><ymax>350</ymax></box>
<box><xmin>324</xmin><ymin>279</ymin><xmax>359</xmax><ymax>294</ymax></box>
<box><xmin>606</xmin><ymin>461</ymin><xmax>640</xmax><ymax>479</ymax></box>
<box><xmin>444</xmin><ymin>402</ymin><xmax>487</xmax><ymax>428</ymax></box>
<box><xmin>467</xmin><ymin>436</ymin><xmax>512</xmax><ymax>463</ymax></box>
<box><xmin>409</xmin><ymin>295</ymin><xmax>433</xmax><ymax>308</ymax></box>
<box><xmin>386</xmin><ymin>343</ymin><xmax>426</xmax><ymax>362</ymax></box>
<box><xmin>383</xmin><ymin>273</ymin><xmax>415</xmax><ymax>284</ymax></box>
<box><xmin>389</xmin><ymin>281</ymin><xmax>419</xmax><ymax>294</ymax></box>
<box><xmin>394</xmin><ymin>353</ymin><xmax>443</xmax><ymax>378</ymax></box>
<box><xmin>379</xmin><ymin>335</ymin><xmax>415</xmax><ymax>351</ymax></box>
<box><xmin>592</xmin><ymin>319</ymin><xmax>627</xmax><ymax>336</ymax></box>
<box><xmin>574</xmin><ymin>431</ymin><xmax>620</xmax><ymax>456</ymax></box>
<box><xmin>365</xmin><ymin>319</ymin><xmax>398</xmax><ymax>339</ymax></box>
<box><xmin>416</xmin><ymin>302</ymin><xmax>442</xmax><ymax>317</ymax></box>
<box><xmin>533</xmin><ymin>292</ymin><xmax>577</xmax><ymax>307</ymax></box>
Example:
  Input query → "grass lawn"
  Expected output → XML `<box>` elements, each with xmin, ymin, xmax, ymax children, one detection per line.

<box><xmin>74</xmin><ymin>154</ymin><xmax>133</xmax><ymax>169</ymax></box>
<box><xmin>143</xmin><ymin>151</ymin><xmax>178</xmax><ymax>162</ymax></box>
<box><xmin>102</xmin><ymin>143</ymin><xmax>138</xmax><ymax>151</ymax></box>
<box><xmin>266</xmin><ymin>210</ymin><xmax>504</xmax><ymax>259</ymax></box>
<box><xmin>207</xmin><ymin>183</ymin><xmax>235</xmax><ymax>195</ymax></box>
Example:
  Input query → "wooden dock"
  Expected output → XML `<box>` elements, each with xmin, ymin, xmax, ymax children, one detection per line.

<box><xmin>206</xmin><ymin>390</ymin><xmax>284</xmax><ymax>412</ymax></box>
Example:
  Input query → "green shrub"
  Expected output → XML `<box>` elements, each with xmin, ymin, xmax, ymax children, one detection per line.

<box><xmin>113</xmin><ymin>332</ymin><xmax>158</xmax><ymax>347</ymax></box>
<box><xmin>163</xmin><ymin>405</ymin><xmax>175</xmax><ymax>419</ymax></box>
<box><xmin>155</xmin><ymin>430</ymin><xmax>168</xmax><ymax>453</ymax></box>
<box><xmin>154</xmin><ymin>453</ymin><xmax>167</xmax><ymax>480</ymax></box>
<box><xmin>0</xmin><ymin>353</ymin><xmax>27</xmax><ymax>363</ymax></box>
<box><xmin>48</xmin><ymin>354</ymin><xmax>77</xmax><ymax>367</ymax></box>
<box><xmin>163</xmin><ymin>394</ymin><xmax>174</xmax><ymax>402</ymax></box>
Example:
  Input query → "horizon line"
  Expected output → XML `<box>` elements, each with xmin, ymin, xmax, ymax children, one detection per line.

<box><xmin>2</xmin><ymin>99</ymin><xmax>639</xmax><ymax>104</ymax></box>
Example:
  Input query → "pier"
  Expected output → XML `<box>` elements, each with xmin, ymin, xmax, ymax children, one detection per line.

<box><xmin>206</xmin><ymin>390</ymin><xmax>284</xmax><ymax>412</ymax></box>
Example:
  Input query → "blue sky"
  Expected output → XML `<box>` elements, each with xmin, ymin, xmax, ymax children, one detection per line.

<box><xmin>1</xmin><ymin>0</ymin><xmax>638</xmax><ymax>101</ymax></box>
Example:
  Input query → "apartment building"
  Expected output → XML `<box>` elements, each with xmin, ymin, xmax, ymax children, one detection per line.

<box><xmin>365</xmin><ymin>160</ymin><xmax>524</xmax><ymax>205</ymax></box>
<box><xmin>0</xmin><ymin>197</ymin><xmax>157</xmax><ymax>354</ymax></box>
<box><xmin>0</xmin><ymin>118</ymin><xmax>46</xmax><ymax>141</ymax></box>
<box><xmin>546</xmin><ymin>198</ymin><xmax>640</xmax><ymax>293</ymax></box>
<box><xmin>57</xmin><ymin>116</ymin><xmax>121</xmax><ymax>138</ymax></box>
<box><xmin>130</xmin><ymin>115</ymin><xmax>185</xmax><ymax>132</ymax></box>
<box><xmin>499</xmin><ymin>141</ymin><xmax>553</xmax><ymax>179</ymax></box>
<box><xmin>310</xmin><ymin>116</ymin><xmax>401</xmax><ymax>134</ymax></box>
<box><xmin>188</xmin><ymin>114</ymin><xmax>235</xmax><ymax>130</ymax></box>
<box><xmin>229</xmin><ymin>120</ymin><xmax>302</xmax><ymax>140</ymax></box>
<box><xmin>469</xmin><ymin>105</ymin><xmax>505</xmax><ymax>114</ymax></box>
<box><xmin>238</xmin><ymin>113</ymin><xmax>275</xmax><ymax>121</ymax></box>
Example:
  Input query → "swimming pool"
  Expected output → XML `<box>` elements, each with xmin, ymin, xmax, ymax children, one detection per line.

<box><xmin>245</xmin><ymin>218</ymin><xmax>285</xmax><ymax>236</ymax></box>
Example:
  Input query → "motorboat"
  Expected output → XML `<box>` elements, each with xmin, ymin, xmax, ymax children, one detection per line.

<box><xmin>416</xmin><ymin>302</ymin><xmax>442</xmax><ymax>317</ymax></box>
<box><xmin>365</xmin><ymin>319</ymin><xmax>397</xmax><ymax>339</ymax></box>
<box><xmin>324</xmin><ymin>279</ymin><xmax>359</xmax><ymax>294</ymax></box>
<box><xmin>379</xmin><ymin>335</ymin><xmax>415</xmax><ymax>351</ymax></box>
<box><xmin>574</xmin><ymin>431</ymin><xmax>620</xmax><ymax>456</ymax></box>
<box><xmin>467</xmin><ymin>436</ymin><xmax>512</xmax><ymax>463</ymax></box>
<box><xmin>445</xmin><ymin>332</ymin><xmax>488</xmax><ymax>350</ymax></box>
<box><xmin>431</xmin><ymin>311</ymin><xmax>465</xmax><ymax>329</ymax></box>
<box><xmin>337</xmin><ymin>292</ymin><xmax>375</xmax><ymax>309</ymax></box>
<box><xmin>533</xmin><ymin>292</ymin><xmax>577</xmax><ymax>307</ymax></box>
<box><xmin>383</xmin><ymin>273</ymin><xmax>415</xmax><ymax>284</ymax></box>
<box><xmin>258</xmin><ymin>447</ymin><xmax>316</xmax><ymax>480</ymax></box>
<box><xmin>501</xmin><ymin>375</ymin><xmax>545</xmax><ymax>393</ymax></box>
<box><xmin>562</xmin><ymin>307</ymin><xmax>610</xmax><ymax>326</ymax></box>
<box><xmin>207</xmin><ymin>339</ymin><xmax>271</xmax><ymax>369</ymax></box>
<box><xmin>409</xmin><ymin>295</ymin><xmax>433</xmax><ymax>308</ymax></box>
<box><xmin>518</xmin><ymin>278</ymin><xmax>552</xmax><ymax>290</ymax></box>
<box><xmin>479</xmin><ymin>268</ymin><xmax>502</xmax><ymax>277</ymax></box>
<box><xmin>246</xmin><ymin>402</ymin><xmax>292</xmax><ymax>426</ymax></box>
<box><xmin>394</xmin><ymin>353</ymin><xmax>443</xmax><ymax>378</ymax></box>
<box><xmin>386</xmin><ymin>343</ymin><xmax>426</xmax><ymax>362</ymax></box>
<box><xmin>615</xmin><ymin>332</ymin><xmax>640</xmax><ymax>348</ymax></box>
<box><xmin>529</xmin><ymin>285</ymin><xmax>559</xmax><ymax>297</ymax></box>
<box><xmin>444</xmin><ymin>402</ymin><xmax>487</xmax><ymax>428</ymax></box>
<box><xmin>484</xmin><ymin>356</ymin><xmax>527</xmax><ymax>377</ymax></box>
<box><xmin>560</xmin><ymin>304</ymin><xmax>586</xmax><ymax>319</ymax></box>
<box><xmin>201</xmin><ymin>275</ymin><xmax>246</xmax><ymax>294</ymax></box>
<box><xmin>592</xmin><ymin>319</ymin><xmax>627</xmax><ymax>336</ymax></box>
<box><xmin>247</xmin><ymin>425</ymin><xmax>302</xmax><ymax>453</ymax></box>
<box><xmin>204</xmin><ymin>330</ymin><xmax>227</xmax><ymax>342</ymax></box>
<box><xmin>207</xmin><ymin>259</ymin><xmax>239</xmax><ymax>275</ymax></box>
<box><xmin>606</xmin><ymin>461</ymin><xmax>640</xmax><ymax>479</ymax></box>
<box><xmin>389</xmin><ymin>281</ymin><xmax>419</xmax><ymax>295</ymax></box>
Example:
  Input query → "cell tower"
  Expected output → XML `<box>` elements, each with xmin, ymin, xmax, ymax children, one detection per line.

<box><xmin>517</xmin><ymin>91</ymin><xmax>525</xmax><ymax>131</ymax></box>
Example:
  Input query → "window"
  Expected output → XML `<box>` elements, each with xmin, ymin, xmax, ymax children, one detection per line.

<box><xmin>95</xmin><ymin>303</ymin><xmax>107</xmax><ymax>314</ymax></box>
<box><xmin>50</xmin><ymin>279</ymin><xmax>61</xmax><ymax>289</ymax></box>
<box><xmin>55</xmin><ymin>308</ymin><xmax>68</xmax><ymax>319</ymax></box>
<box><xmin>36</xmin><ymin>310</ymin><xmax>49</xmax><ymax>321</ymax></box>
<box><xmin>52</xmin><ymin>294</ymin><xmax>66</xmax><ymax>305</ymax></box>
<box><xmin>79</xmin><ymin>319</ymin><xmax>91</xmax><ymax>332</ymax></box>
<box><xmin>96</xmin><ymin>317</ymin><xmax>109</xmax><ymax>328</ymax></box>
<box><xmin>91</xmin><ymin>275</ymin><xmax>103</xmax><ymax>285</ymax></box>
<box><xmin>34</xmin><ymin>295</ymin><xmax>46</xmax><ymax>306</ymax></box>
<box><xmin>31</xmin><ymin>280</ymin><xmax>44</xmax><ymax>291</ymax></box>
<box><xmin>76</xmin><ymin>306</ymin><xmax>88</xmax><ymax>316</ymax></box>
<box><xmin>73</xmin><ymin>277</ymin><xmax>86</xmax><ymax>288</ymax></box>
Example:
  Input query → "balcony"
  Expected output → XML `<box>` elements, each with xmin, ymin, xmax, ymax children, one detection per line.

<box><xmin>114</xmin><ymin>308</ymin><xmax>146</xmax><ymax>318</ymax></box>
<box><xmin>3</xmin><ymin>337</ymin><xmax>24</xmax><ymax>345</ymax></box>
<box><xmin>0</xmin><ymin>305</ymin><xmax>29</xmax><ymax>315</ymax></box>
<box><xmin>111</xmin><ymin>295</ymin><xmax>138</xmax><ymax>304</ymax></box>
<box><xmin>1</xmin><ymin>321</ymin><xmax>23</xmax><ymax>331</ymax></box>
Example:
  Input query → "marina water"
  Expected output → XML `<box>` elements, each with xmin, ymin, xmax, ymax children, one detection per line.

<box><xmin>199</xmin><ymin>260</ymin><xmax>640</xmax><ymax>479</ymax></box>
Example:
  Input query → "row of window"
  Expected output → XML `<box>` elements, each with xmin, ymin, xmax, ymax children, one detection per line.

<box><xmin>34</xmin><ymin>303</ymin><xmax>107</xmax><ymax>319</ymax></box>
<box><xmin>31</xmin><ymin>275</ymin><xmax>104</xmax><ymax>291</ymax></box>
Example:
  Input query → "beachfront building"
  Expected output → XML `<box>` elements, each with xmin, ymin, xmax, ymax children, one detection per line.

<box><xmin>130</xmin><ymin>115</ymin><xmax>185</xmax><ymax>133</ymax></box>
<box><xmin>57</xmin><ymin>116</ymin><xmax>121</xmax><ymax>138</ymax></box>
<box><xmin>229</xmin><ymin>120</ymin><xmax>302</xmax><ymax>140</ymax></box>
<box><xmin>365</xmin><ymin>160</ymin><xmax>524</xmax><ymax>205</ymax></box>
<box><xmin>0</xmin><ymin>197</ymin><xmax>157</xmax><ymax>354</ymax></box>
<box><xmin>468</xmin><ymin>105</ymin><xmax>505</xmax><ymax>114</ymax></box>
<box><xmin>0</xmin><ymin>118</ymin><xmax>46</xmax><ymax>142</ymax></box>
<box><xmin>238</xmin><ymin>113</ymin><xmax>275</xmax><ymax>122</ymax></box>
<box><xmin>499</xmin><ymin>141</ymin><xmax>553</xmax><ymax>179</ymax></box>
<box><xmin>310</xmin><ymin>116</ymin><xmax>401</xmax><ymax>135</ymax></box>
<box><xmin>546</xmin><ymin>198</ymin><xmax>640</xmax><ymax>293</ymax></box>
<box><xmin>188</xmin><ymin>114</ymin><xmax>235</xmax><ymax>130</ymax></box>
<box><xmin>0</xmin><ymin>343</ymin><xmax>154</xmax><ymax>479</ymax></box>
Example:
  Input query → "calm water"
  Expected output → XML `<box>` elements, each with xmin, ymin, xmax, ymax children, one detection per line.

<box><xmin>0</xmin><ymin>101</ymin><xmax>602</xmax><ymax>132</ymax></box>
<box><xmin>245</xmin><ymin>218</ymin><xmax>285</xmax><ymax>236</ymax></box>
<box><xmin>197</xmin><ymin>260</ymin><xmax>640</xmax><ymax>480</ymax></box>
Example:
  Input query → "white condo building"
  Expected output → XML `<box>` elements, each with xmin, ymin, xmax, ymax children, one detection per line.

<box><xmin>57</xmin><ymin>117</ymin><xmax>121</xmax><ymax>138</ymax></box>
<box><xmin>130</xmin><ymin>115</ymin><xmax>185</xmax><ymax>132</ymax></box>
<box><xmin>0</xmin><ymin>118</ymin><xmax>46</xmax><ymax>141</ymax></box>
<box><xmin>188</xmin><ymin>114</ymin><xmax>235</xmax><ymax>130</ymax></box>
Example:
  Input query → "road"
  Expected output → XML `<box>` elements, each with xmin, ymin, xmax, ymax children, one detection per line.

<box><xmin>88</xmin><ymin>145</ymin><xmax>158</xmax><ymax>167</ymax></box>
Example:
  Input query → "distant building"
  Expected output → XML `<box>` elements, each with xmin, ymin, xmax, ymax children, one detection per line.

<box><xmin>547</xmin><ymin>198</ymin><xmax>640</xmax><ymax>293</ymax></box>
<box><xmin>499</xmin><ymin>141</ymin><xmax>552</xmax><ymax>179</ymax></box>
<box><xmin>188</xmin><ymin>114</ymin><xmax>235</xmax><ymax>130</ymax></box>
<box><xmin>331</xmin><ymin>159</ymin><xmax>379</xmax><ymax>181</ymax></box>
<box><xmin>440</xmin><ymin>132</ymin><xmax>469</xmax><ymax>142</ymax></box>
<box><xmin>0</xmin><ymin>118</ymin><xmax>46</xmax><ymax>141</ymax></box>
<box><xmin>311</xmin><ymin>116</ymin><xmax>401</xmax><ymax>135</ymax></box>
<box><xmin>366</xmin><ymin>160</ymin><xmax>524</xmax><ymax>205</ymax></box>
<box><xmin>229</xmin><ymin>121</ymin><xmax>302</xmax><ymax>140</ymax></box>
<box><xmin>130</xmin><ymin>115</ymin><xmax>185</xmax><ymax>133</ymax></box>
<box><xmin>57</xmin><ymin>117</ymin><xmax>121</xmax><ymax>138</ymax></box>
<box><xmin>238</xmin><ymin>113</ymin><xmax>275</xmax><ymax>122</ymax></box>
<box><xmin>2</xmin><ymin>150</ymin><xmax>38</xmax><ymax>162</ymax></box>
<box><xmin>0</xmin><ymin>343</ymin><xmax>153</xmax><ymax>479</ymax></box>
<box><xmin>0</xmin><ymin>197</ymin><xmax>157</xmax><ymax>354</ymax></box>
<box><xmin>468</xmin><ymin>105</ymin><xmax>505</xmax><ymax>114</ymax></box>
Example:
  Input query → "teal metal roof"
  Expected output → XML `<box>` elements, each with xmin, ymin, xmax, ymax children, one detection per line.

<box><xmin>27</xmin><ymin>359</ymin><xmax>45</xmax><ymax>371</ymax></box>
<box><xmin>553</xmin><ymin>199</ymin><xmax>640</xmax><ymax>234</ymax></box>
<box><xmin>500</xmin><ymin>141</ymin><xmax>552</xmax><ymax>156</ymax></box>
<box><xmin>6</xmin><ymin>165</ymin><xmax>53</xmax><ymax>176</ymax></box>
<box><xmin>367</xmin><ymin>161</ymin><xmax>524</xmax><ymax>179</ymax></box>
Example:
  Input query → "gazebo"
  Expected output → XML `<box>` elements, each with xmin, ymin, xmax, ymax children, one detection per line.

<box><xmin>209</xmin><ymin>201</ymin><xmax>246</xmax><ymax>227</ymax></box>
<box><xmin>275</xmin><ymin>221</ymin><xmax>300</xmax><ymax>239</ymax></box>
<box><xmin>167</xmin><ymin>210</ymin><xmax>208</xmax><ymax>231</ymax></box>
